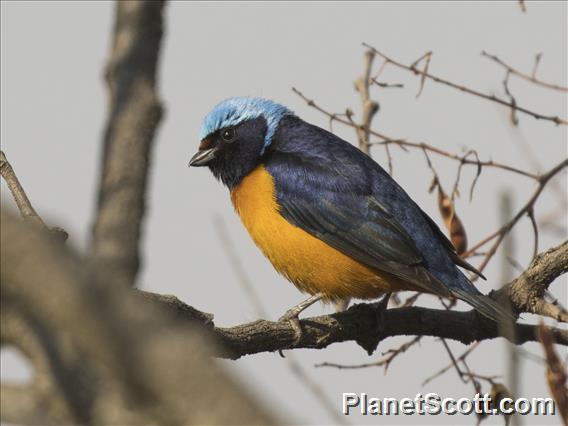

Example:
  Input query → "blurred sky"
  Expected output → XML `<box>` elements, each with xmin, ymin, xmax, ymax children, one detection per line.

<box><xmin>1</xmin><ymin>1</ymin><xmax>567</xmax><ymax>425</ymax></box>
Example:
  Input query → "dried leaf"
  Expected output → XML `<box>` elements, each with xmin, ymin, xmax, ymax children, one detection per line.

<box><xmin>489</xmin><ymin>383</ymin><xmax>514</xmax><ymax>424</ymax></box>
<box><xmin>539</xmin><ymin>323</ymin><xmax>568</xmax><ymax>425</ymax></box>
<box><xmin>410</xmin><ymin>51</ymin><xmax>433</xmax><ymax>98</ymax></box>
<box><xmin>437</xmin><ymin>182</ymin><xmax>468</xmax><ymax>254</ymax></box>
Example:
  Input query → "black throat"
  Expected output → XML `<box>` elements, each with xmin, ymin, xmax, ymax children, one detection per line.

<box><xmin>207</xmin><ymin>116</ymin><xmax>269</xmax><ymax>189</ymax></box>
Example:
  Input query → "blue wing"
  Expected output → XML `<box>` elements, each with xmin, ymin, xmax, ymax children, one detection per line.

<box><xmin>265</xmin><ymin>144</ymin><xmax>452</xmax><ymax>297</ymax></box>
<box><xmin>265</xmin><ymin>118</ymin><xmax>512</xmax><ymax>322</ymax></box>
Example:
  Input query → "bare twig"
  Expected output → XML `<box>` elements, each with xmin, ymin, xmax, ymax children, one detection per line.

<box><xmin>362</xmin><ymin>43</ymin><xmax>568</xmax><ymax>125</ymax></box>
<box><xmin>506</xmin><ymin>119</ymin><xmax>568</xmax><ymax>206</ymax></box>
<box><xmin>0</xmin><ymin>151</ymin><xmax>68</xmax><ymax>241</ymax></box>
<box><xmin>466</xmin><ymin>160</ymin><xmax>567</xmax><ymax>276</ymax></box>
<box><xmin>370</xmin><ymin>80</ymin><xmax>404</xmax><ymax>89</ymax></box>
<box><xmin>482</xmin><ymin>51</ymin><xmax>568</xmax><ymax>92</ymax></box>
<box><xmin>315</xmin><ymin>336</ymin><xmax>421</xmax><ymax>372</ymax></box>
<box><xmin>0</xmin><ymin>151</ymin><xmax>46</xmax><ymax>228</ymax></box>
<box><xmin>527</xmin><ymin>208</ymin><xmax>540</xmax><ymax>261</ymax></box>
<box><xmin>353</xmin><ymin>49</ymin><xmax>379</xmax><ymax>154</ymax></box>
<box><xmin>422</xmin><ymin>342</ymin><xmax>480</xmax><ymax>386</ymax></box>
<box><xmin>292</xmin><ymin>87</ymin><xmax>539</xmax><ymax>179</ymax></box>
<box><xmin>440</xmin><ymin>339</ymin><xmax>498</xmax><ymax>386</ymax></box>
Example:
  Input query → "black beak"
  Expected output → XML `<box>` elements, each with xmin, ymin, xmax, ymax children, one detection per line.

<box><xmin>188</xmin><ymin>147</ymin><xmax>218</xmax><ymax>167</ymax></box>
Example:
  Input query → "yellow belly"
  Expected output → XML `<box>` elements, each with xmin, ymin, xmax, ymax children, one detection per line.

<box><xmin>230</xmin><ymin>165</ymin><xmax>408</xmax><ymax>301</ymax></box>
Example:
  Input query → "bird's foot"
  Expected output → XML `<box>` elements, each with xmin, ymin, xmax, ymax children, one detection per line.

<box><xmin>278</xmin><ymin>293</ymin><xmax>323</xmax><ymax>349</ymax></box>
<box><xmin>375</xmin><ymin>292</ymin><xmax>392</xmax><ymax>334</ymax></box>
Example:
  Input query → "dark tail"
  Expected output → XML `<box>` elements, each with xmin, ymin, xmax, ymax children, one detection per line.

<box><xmin>451</xmin><ymin>288</ymin><xmax>517</xmax><ymax>324</ymax></box>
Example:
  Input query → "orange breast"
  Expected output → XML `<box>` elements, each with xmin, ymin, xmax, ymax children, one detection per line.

<box><xmin>230</xmin><ymin>165</ymin><xmax>408</xmax><ymax>301</ymax></box>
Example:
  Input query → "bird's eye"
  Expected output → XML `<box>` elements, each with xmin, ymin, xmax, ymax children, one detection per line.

<box><xmin>221</xmin><ymin>128</ymin><xmax>236</xmax><ymax>142</ymax></box>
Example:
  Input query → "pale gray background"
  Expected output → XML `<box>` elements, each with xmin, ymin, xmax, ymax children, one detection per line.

<box><xmin>1</xmin><ymin>1</ymin><xmax>567</xmax><ymax>425</ymax></box>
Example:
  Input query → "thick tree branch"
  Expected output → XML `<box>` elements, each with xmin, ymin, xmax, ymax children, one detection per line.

<box><xmin>89</xmin><ymin>1</ymin><xmax>165</xmax><ymax>286</ymax></box>
<box><xmin>1</xmin><ymin>210</ymin><xmax>274</xmax><ymax>425</ymax></box>
<box><xmin>211</xmin><ymin>302</ymin><xmax>567</xmax><ymax>360</ymax></box>
<box><xmin>1</xmin><ymin>305</ymin><xmax>77</xmax><ymax>425</ymax></box>
<box><xmin>496</xmin><ymin>241</ymin><xmax>568</xmax><ymax>321</ymax></box>
<box><xmin>0</xmin><ymin>385</ymin><xmax>72</xmax><ymax>426</ymax></box>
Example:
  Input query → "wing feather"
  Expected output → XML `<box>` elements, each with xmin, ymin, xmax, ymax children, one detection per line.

<box><xmin>277</xmin><ymin>184</ymin><xmax>451</xmax><ymax>296</ymax></box>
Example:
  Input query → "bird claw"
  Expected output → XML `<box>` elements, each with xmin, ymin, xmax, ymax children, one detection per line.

<box><xmin>277</xmin><ymin>293</ymin><xmax>323</xmax><ymax>349</ymax></box>
<box><xmin>278</xmin><ymin>307</ymin><xmax>302</xmax><ymax>323</ymax></box>
<box><xmin>278</xmin><ymin>309</ymin><xmax>304</xmax><ymax>347</ymax></box>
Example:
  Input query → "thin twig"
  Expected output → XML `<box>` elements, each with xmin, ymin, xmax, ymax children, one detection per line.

<box><xmin>467</xmin><ymin>160</ymin><xmax>567</xmax><ymax>274</ymax></box>
<box><xmin>0</xmin><ymin>151</ymin><xmax>67</xmax><ymax>241</ymax></box>
<box><xmin>422</xmin><ymin>342</ymin><xmax>480</xmax><ymax>386</ymax></box>
<box><xmin>527</xmin><ymin>208</ymin><xmax>539</xmax><ymax>261</ymax></box>
<box><xmin>440</xmin><ymin>339</ymin><xmax>498</xmax><ymax>387</ymax></box>
<box><xmin>0</xmin><ymin>151</ymin><xmax>46</xmax><ymax>228</ymax></box>
<box><xmin>502</xmin><ymin>70</ymin><xmax>519</xmax><ymax>126</ymax></box>
<box><xmin>353</xmin><ymin>49</ymin><xmax>379</xmax><ymax>154</ymax></box>
<box><xmin>292</xmin><ymin>87</ymin><xmax>539</xmax><ymax>179</ymax></box>
<box><xmin>315</xmin><ymin>336</ymin><xmax>421</xmax><ymax>372</ymax></box>
<box><xmin>482</xmin><ymin>51</ymin><xmax>568</xmax><ymax>92</ymax></box>
<box><xmin>370</xmin><ymin>80</ymin><xmax>404</xmax><ymax>89</ymax></box>
<box><xmin>362</xmin><ymin>43</ymin><xmax>567</xmax><ymax>125</ymax></box>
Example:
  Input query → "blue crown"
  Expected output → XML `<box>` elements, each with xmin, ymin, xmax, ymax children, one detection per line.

<box><xmin>199</xmin><ymin>97</ymin><xmax>294</xmax><ymax>154</ymax></box>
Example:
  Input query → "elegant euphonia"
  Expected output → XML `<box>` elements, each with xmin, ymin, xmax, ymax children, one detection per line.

<box><xmin>190</xmin><ymin>97</ymin><xmax>510</xmax><ymax>323</ymax></box>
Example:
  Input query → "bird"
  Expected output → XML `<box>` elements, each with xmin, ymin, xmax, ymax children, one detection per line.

<box><xmin>189</xmin><ymin>96</ymin><xmax>511</xmax><ymax>324</ymax></box>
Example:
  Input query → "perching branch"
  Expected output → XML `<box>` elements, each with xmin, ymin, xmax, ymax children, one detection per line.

<box><xmin>131</xmin><ymin>243</ymin><xmax>567</xmax><ymax>360</ymax></box>
<box><xmin>154</xmin><ymin>241</ymin><xmax>568</xmax><ymax>359</ymax></box>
